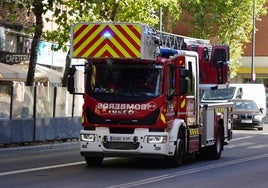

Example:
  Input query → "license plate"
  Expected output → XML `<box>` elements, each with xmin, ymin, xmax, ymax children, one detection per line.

<box><xmin>108</xmin><ymin>136</ymin><xmax>133</xmax><ymax>142</ymax></box>
<box><xmin>241</xmin><ymin>119</ymin><xmax>252</xmax><ymax>123</ymax></box>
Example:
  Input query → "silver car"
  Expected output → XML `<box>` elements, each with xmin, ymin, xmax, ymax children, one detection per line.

<box><xmin>231</xmin><ymin>99</ymin><xmax>264</xmax><ymax>131</ymax></box>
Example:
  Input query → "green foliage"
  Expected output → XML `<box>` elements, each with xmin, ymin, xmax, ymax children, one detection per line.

<box><xmin>2</xmin><ymin>1</ymin><xmax>27</xmax><ymax>24</ymax></box>
<box><xmin>41</xmin><ymin>0</ymin><xmax>181</xmax><ymax>86</ymax></box>
<box><xmin>42</xmin><ymin>0</ymin><xmax>181</xmax><ymax>49</ymax></box>
<box><xmin>178</xmin><ymin>0</ymin><xmax>267</xmax><ymax>78</ymax></box>
<box><xmin>16</xmin><ymin>0</ymin><xmax>267</xmax><ymax>84</ymax></box>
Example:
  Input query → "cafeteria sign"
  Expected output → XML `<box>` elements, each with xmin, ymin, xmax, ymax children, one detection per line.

<box><xmin>0</xmin><ymin>51</ymin><xmax>30</xmax><ymax>64</ymax></box>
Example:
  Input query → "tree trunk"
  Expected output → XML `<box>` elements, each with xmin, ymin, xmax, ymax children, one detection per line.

<box><xmin>62</xmin><ymin>49</ymin><xmax>71</xmax><ymax>87</ymax></box>
<box><xmin>26</xmin><ymin>1</ymin><xmax>43</xmax><ymax>86</ymax></box>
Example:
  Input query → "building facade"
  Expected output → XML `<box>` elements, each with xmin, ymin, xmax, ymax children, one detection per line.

<box><xmin>0</xmin><ymin>1</ymin><xmax>74</xmax><ymax>86</ymax></box>
<box><xmin>0</xmin><ymin>0</ymin><xmax>35</xmax><ymax>64</ymax></box>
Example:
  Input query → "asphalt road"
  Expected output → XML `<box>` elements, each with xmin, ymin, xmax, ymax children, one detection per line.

<box><xmin>0</xmin><ymin>124</ymin><xmax>268</xmax><ymax>188</ymax></box>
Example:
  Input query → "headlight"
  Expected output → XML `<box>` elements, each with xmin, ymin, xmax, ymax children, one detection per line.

<box><xmin>80</xmin><ymin>134</ymin><xmax>96</xmax><ymax>142</ymax></box>
<box><xmin>232</xmin><ymin>114</ymin><xmax>238</xmax><ymax>119</ymax></box>
<box><xmin>254</xmin><ymin>115</ymin><xmax>263</xmax><ymax>120</ymax></box>
<box><xmin>145</xmin><ymin>135</ymin><xmax>167</xmax><ymax>144</ymax></box>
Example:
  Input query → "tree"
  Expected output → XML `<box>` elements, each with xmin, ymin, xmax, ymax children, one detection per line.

<box><xmin>43</xmin><ymin>0</ymin><xmax>181</xmax><ymax>86</ymax></box>
<box><xmin>178</xmin><ymin>0</ymin><xmax>267</xmax><ymax>78</ymax></box>
<box><xmin>25</xmin><ymin>1</ymin><xmax>43</xmax><ymax>86</ymax></box>
<box><xmin>19</xmin><ymin>0</ymin><xmax>55</xmax><ymax>86</ymax></box>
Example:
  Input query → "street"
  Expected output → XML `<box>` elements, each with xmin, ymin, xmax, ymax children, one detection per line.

<box><xmin>0</xmin><ymin>125</ymin><xmax>268</xmax><ymax>188</ymax></box>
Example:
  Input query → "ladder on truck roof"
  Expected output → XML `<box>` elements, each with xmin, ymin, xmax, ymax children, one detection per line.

<box><xmin>158</xmin><ymin>31</ymin><xmax>211</xmax><ymax>50</ymax></box>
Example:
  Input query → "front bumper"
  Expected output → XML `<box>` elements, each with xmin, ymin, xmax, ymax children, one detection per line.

<box><xmin>233</xmin><ymin>119</ymin><xmax>263</xmax><ymax>129</ymax></box>
<box><xmin>80</xmin><ymin>128</ymin><xmax>175</xmax><ymax>158</ymax></box>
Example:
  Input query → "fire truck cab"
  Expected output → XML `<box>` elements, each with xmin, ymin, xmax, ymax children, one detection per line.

<box><xmin>68</xmin><ymin>23</ymin><xmax>233</xmax><ymax>167</ymax></box>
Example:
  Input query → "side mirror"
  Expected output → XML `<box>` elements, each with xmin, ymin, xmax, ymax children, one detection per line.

<box><xmin>68</xmin><ymin>66</ymin><xmax>76</xmax><ymax>76</ymax></box>
<box><xmin>67</xmin><ymin>76</ymin><xmax>75</xmax><ymax>94</ymax></box>
<box><xmin>167</xmin><ymin>94</ymin><xmax>174</xmax><ymax>101</ymax></box>
<box><xmin>211</xmin><ymin>45</ymin><xmax>229</xmax><ymax>66</ymax></box>
<box><xmin>67</xmin><ymin>66</ymin><xmax>76</xmax><ymax>94</ymax></box>
<box><xmin>202</xmin><ymin>47</ymin><xmax>209</xmax><ymax>61</ymax></box>
<box><xmin>179</xmin><ymin>67</ymin><xmax>189</xmax><ymax>95</ymax></box>
<box><xmin>180</xmin><ymin>67</ymin><xmax>189</xmax><ymax>77</ymax></box>
<box><xmin>236</xmin><ymin>88</ymin><xmax>243</xmax><ymax>99</ymax></box>
<box><xmin>197</xmin><ymin>46</ymin><xmax>209</xmax><ymax>61</ymax></box>
<box><xmin>216</xmin><ymin>61</ymin><xmax>224</xmax><ymax>68</ymax></box>
<box><xmin>179</xmin><ymin>78</ymin><xmax>188</xmax><ymax>95</ymax></box>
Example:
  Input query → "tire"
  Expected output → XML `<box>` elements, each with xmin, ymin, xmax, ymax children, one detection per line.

<box><xmin>258</xmin><ymin>121</ymin><xmax>264</xmax><ymax>131</ymax></box>
<box><xmin>85</xmin><ymin>156</ymin><xmax>104</xmax><ymax>167</ymax></box>
<box><xmin>209</xmin><ymin>126</ymin><xmax>223</xmax><ymax>160</ymax></box>
<box><xmin>167</xmin><ymin>138</ymin><xmax>185</xmax><ymax>167</ymax></box>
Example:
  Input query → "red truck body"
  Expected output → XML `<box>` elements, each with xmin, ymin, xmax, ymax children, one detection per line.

<box><xmin>68</xmin><ymin>23</ymin><xmax>233</xmax><ymax>167</ymax></box>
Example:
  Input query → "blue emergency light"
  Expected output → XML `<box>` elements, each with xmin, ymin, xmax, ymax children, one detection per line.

<box><xmin>160</xmin><ymin>48</ymin><xmax>178</xmax><ymax>58</ymax></box>
<box><xmin>103</xmin><ymin>31</ymin><xmax>112</xmax><ymax>38</ymax></box>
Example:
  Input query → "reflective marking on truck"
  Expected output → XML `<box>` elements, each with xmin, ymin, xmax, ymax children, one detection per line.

<box><xmin>81</xmin><ymin>115</ymin><xmax>85</xmax><ymax>124</ymax></box>
<box><xmin>160</xmin><ymin>113</ymin><xmax>166</xmax><ymax>123</ymax></box>
<box><xmin>180</xmin><ymin>97</ymin><xmax>186</xmax><ymax>109</ymax></box>
<box><xmin>72</xmin><ymin>23</ymin><xmax>141</xmax><ymax>58</ymax></box>
<box><xmin>215</xmin><ymin>108</ymin><xmax>224</xmax><ymax>114</ymax></box>
<box><xmin>91</xmin><ymin>65</ymin><xmax>96</xmax><ymax>87</ymax></box>
<box><xmin>189</xmin><ymin>128</ymin><xmax>199</xmax><ymax>136</ymax></box>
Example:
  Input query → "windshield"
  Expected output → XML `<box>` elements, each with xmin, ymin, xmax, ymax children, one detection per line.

<box><xmin>233</xmin><ymin>100</ymin><xmax>259</xmax><ymax>111</ymax></box>
<box><xmin>202</xmin><ymin>87</ymin><xmax>236</xmax><ymax>100</ymax></box>
<box><xmin>86</xmin><ymin>62</ymin><xmax>163</xmax><ymax>99</ymax></box>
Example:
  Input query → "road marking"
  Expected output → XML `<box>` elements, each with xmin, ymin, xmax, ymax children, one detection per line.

<box><xmin>225</xmin><ymin>142</ymin><xmax>254</xmax><ymax>148</ymax></box>
<box><xmin>248</xmin><ymin>144</ymin><xmax>268</xmax><ymax>149</ymax></box>
<box><xmin>226</xmin><ymin>135</ymin><xmax>268</xmax><ymax>149</ymax></box>
<box><xmin>106</xmin><ymin>153</ymin><xmax>268</xmax><ymax>188</ymax></box>
<box><xmin>230</xmin><ymin>136</ymin><xmax>253</xmax><ymax>142</ymax></box>
<box><xmin>0</xmin><ymin>158</ymin><xmax>115</xmax><ymax>177</ymax></box>
<box><xmin>0</xmin><ymin>161</ymin><xmax>85</xmax><ymax>177</ymax></box>
<box><xmin>225</xmin><ymin>136</ymin><xmax>254</xmax><ymax>148</ymax></box>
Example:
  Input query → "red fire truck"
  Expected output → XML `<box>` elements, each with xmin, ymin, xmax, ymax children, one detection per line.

<box><xmin>67</xmin><ymin>22</ymin><xmax>233</xmax><ymax>167</ymax></box>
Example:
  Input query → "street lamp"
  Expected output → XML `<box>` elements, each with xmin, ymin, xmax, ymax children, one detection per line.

<box><xmin>160</xmin><ymin>7</ymin><xmax>163</xmax><ymax>32</ymax></box>
<box><xmin>251</xmin><ymin>0</ymin><xmax>256</xmax><ymax>82</ymax></box>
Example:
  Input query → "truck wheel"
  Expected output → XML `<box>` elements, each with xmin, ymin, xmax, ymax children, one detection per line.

<box><xmin>209</xmin><ymin>126</ymin><xmax>223</xmax><ymax>160</ymax></box>
<box><xmin>167</xmin><ymin>138</ymin><xmax>185</xmax><ymax>167</ymax></box>
<box><xmin>85</xmin><ymin>156</ymin><xmax>103</xmax><ymax>167</ymax></box>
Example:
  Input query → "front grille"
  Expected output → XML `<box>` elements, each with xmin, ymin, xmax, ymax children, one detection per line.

<box><xmin>240</xmin><ymin>114</ymin><xmax>254</xmax><ymax>119</ymax></box>
<box><xmin>103</xmin><ymin>142</ymin><xmax>139</xmax><ymax>150</ymax></box>
<box><xmin>109</xmin><ymin>128</ymin><xmax>135</xmax><ymax>134</ymax></box>
<box><xmin>85</xmin><ymin>107</ymin><xmax>160</xmax><ymax>125</ymax></box>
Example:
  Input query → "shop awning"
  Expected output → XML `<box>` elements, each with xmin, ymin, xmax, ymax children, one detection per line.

<box><xmin>0</xmin><ymin>62</ymin><xmax>63</xmax><ymax>84</ymax></box>
<box><xmin>0</xmin><ymin>62</ymin><xmax>27</xmax><ymax>81</ymax></box>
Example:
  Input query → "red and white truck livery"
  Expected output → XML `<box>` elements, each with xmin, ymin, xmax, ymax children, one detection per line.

<box><xmin>67</xmin><ymin>22</ymin><xmax>233</xmax><ymax>167</ymax></box>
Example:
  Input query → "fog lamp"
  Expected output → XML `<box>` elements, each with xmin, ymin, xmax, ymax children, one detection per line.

<box><xmin>80</xmin><ymin>134</ymin><xmax>96</xmax><ymax>142</ymax></box>
<box><xmin>145</xmin><ymin>136</ymin><xmax>167</xmax><ymax>144</ymax></box>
